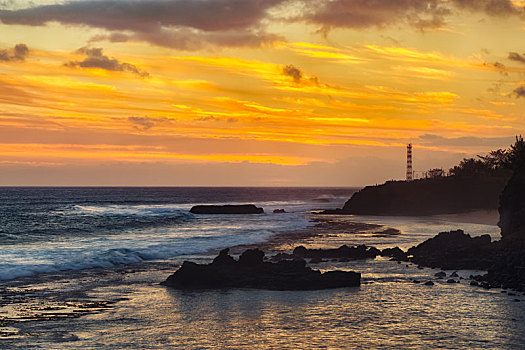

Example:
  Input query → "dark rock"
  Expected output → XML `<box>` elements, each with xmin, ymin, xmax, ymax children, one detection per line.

<box><xmin>424</xmin><ymin>281</ymin><xmax>434</xmax><ymax>286</ymax></box>
<box><xmin>435</xmin><ymin>271</ymin><xmax>446</xmax><ymax>278</ymax></box>
<box><xmin>161</xmin><ymin>248</ymin><xmax>361</xmax><ymax>290</ymax></box>
<box><xmin>450</xmin><ymin>271</ymin><xmax>459</xmax><ymax>278</ymax></box>
<box><xmin>238</xmin><ymin>249</ymin><xmax>265</xmax><ymax>266</ymax></box>
<box><xmin>447</xmin><ymin>279</ymin><xmax>457</xmax><ymax>283</ymax></box>
<box><xmin>292</xmin><ymin>244</ymin><xmax>380</xmax><ymax>261</ymax></box>
<box><xmin>380</xmin><ymin>247</ymin><xmax>408</xmax><ymax>261</ymax></box>
<box><xmin>412</xmin><ymin>279</ymin><xmax>420</xmax><ymax>284</ymax></box>
<box><xmin>190</xmin><ymin>204</ymin><xmax>264</xmax><ymax>214</ymax></box>
<box><xmin>270</xmin><ymin>252</ymin><xmax>293</xmax><ymax>261</ymax></box>
<box><xmin>406</xmin><ymin>230</ymin><xmax>495</xmax><ymax>270</ymax></box>
<box><xmin>273</xmin><ymin>209</ymin><xmax>286</xmax><ymax>213</ymax></box>
<box><xmin>498</xmin><ymin>144</ymin><xmax>525</xmax><ymax>242</ymax></box>
<box><xmin>213</xmin><ymin>248</ymin><xmax>236</xmax><ymax>265</ymax></box>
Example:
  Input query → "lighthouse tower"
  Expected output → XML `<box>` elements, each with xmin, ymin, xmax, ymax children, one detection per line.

<box><xmin>406</xmin><ymin>143</ymin><xmax>413</xmax><ymax>181</ymax></box>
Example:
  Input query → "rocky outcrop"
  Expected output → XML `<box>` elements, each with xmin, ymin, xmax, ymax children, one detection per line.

<box><xmin>407</xmin><ymin>230</ymin><xmax>495</xmax><ymax>270</ymax></box>
<box><xmin>190</xmin><ymin>204</ymin><xmax>264</xmax><ymax>214</ymax></box>
<box><xmin>292</xmin><ymin>245</ymin><xmax>380</xmax><ymax>261</ymax></box>
<box><xmin>269</xmin><ymin>245</ymin><xmax>406</xmax><ymax>262</ymax></box>
<box><xmin>380</xmin><ymin>247</ymin><xmax>408</xmax><ymax>261</ymax></box>
<box><xmin>322</xmin><ymin>175</ymin><xmax>510</xmax><ymax>216</ymax></box>
<box><xmin>161</xmin><ymin>248</ymin><xmax>361</xmax><ymax>290</ymax></box>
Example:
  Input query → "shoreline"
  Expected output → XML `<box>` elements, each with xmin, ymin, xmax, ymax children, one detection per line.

<box><xmin>433</xmin><ymin>210</ymin><xmax>500</xmax><ymax>226</ymax></box>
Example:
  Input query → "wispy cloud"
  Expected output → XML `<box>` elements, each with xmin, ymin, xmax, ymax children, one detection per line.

<box><xmin>0</xmin><ymin>43</ymin><xmax>28</xmax><ymax>62</ymax></box>
<box><xmin>65</xmin><ymin>47</ymin><xmax>149</xmax><ymax>77</ymax></box>
<box><xmin>513</xmin><ymin>85</ymin><xmax>525</xmax><ymax>98</ymax></box>
<box><xmin>0</xmin><ymin>0</ymin><xmax>286</xmax><ymax>50</ymax></box>
<box><xmin>508</xmin><ymin>52</ymin><xmax>525</xmax><ymax>64</ymax></box>
<box><xmin>295</xmin><ymin>0</ymin><xmax>523</xmax><ymax>32</ymax></box>
<box><xmin>1</xmin><ymin>0</ymin><xmax>523</xmax><ymax>52</ymax></box>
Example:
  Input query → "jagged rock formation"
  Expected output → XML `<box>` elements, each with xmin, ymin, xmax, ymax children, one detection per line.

<box><xmin>292</xmin><ymin>245</ymin><xmax>381</xmax><ymax>261</ymax></box>
<box><xmin>161</xmin><ymin>248</ymin><xmax>361</xmax><ymax>290</ymax></box>
<box><xmin>269</xmin><ymin>244</ymin><xmax>407</xmax><ymax>262</ymax></box>
<box><xmin>406</xmin><ymin>230</ymin><xmax>495</xmax><ymax>270</ymax></box>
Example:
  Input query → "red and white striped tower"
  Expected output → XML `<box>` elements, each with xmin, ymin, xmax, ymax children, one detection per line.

<box><xmin>406</xmin><ymin>143</ymin><xmax>413</xmax><ymax>181</ymax></box>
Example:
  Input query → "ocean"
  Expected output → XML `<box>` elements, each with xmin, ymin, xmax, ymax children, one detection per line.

<box><xmin>1</xmin><ymin>187</ymin><xmax>524</xmax><ymax>349</ymax></box>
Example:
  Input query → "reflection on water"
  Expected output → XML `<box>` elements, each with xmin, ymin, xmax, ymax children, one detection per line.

<box><xmin>1</xmin><ymin>214</ymin><xmax>522</xmax><ymax>349</ymax></box>
<box><xmin>6</xmin><ymin>259</ymin><xmax>525</xmax><ymax>349</ymax></box>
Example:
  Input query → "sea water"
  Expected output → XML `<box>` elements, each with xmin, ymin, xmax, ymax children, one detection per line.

<box><xmin>0</xmin><ymin>187</ymin><xmax>351</xmax><ymax>281</ymax></box>
<box><xmin>1</xmin><ymin>187</ymin><xmax>524</xmax><ymax>349</ymax></box>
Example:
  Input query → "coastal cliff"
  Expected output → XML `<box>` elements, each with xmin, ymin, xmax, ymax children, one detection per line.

<box><xmin>323</xmin><ymin>175</ymin><xmax>510</xmax><ymax>216</ymax></box>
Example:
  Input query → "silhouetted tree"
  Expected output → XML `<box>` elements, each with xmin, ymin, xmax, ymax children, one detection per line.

<box><xmin>425</xmin><ymin>168</ymin><xmax>445</xmax><ymax>178</ymax></box>
<box><xmin>478</xmin><ymin>148</ymin><xmax>509</xmax><ymax>170</ymax></box>
<box><xmin>447</xmin><ymin>139</ymin><xmax>523</xmax><ymax>177</ymax></box>
<box><xmin>449</xmin><ymin>158</ymin><xmax>490</xmax><ymax>177</ymax></box>
<box><xmin>505</xmin><ymin>135</ymin><xmax>525</xmax><ymax>171</ymax></box>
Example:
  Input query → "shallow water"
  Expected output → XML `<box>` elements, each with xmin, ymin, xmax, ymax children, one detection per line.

<box><xmin>4</xmin><ymin>259</ymin><xmax>525</xmax><ymax>349</ymax></box>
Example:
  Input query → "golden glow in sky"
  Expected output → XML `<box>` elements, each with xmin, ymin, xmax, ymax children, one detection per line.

<box><xmin>0</xmin><ymin>0</ymin><xmax>524</xmax><ymax>185</ymax></box>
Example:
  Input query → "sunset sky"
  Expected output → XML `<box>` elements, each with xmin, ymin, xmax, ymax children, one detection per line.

<box><xmin>0</xmin><ymin>0</ymin><xmax>524</xmax><ymax>186</ymax></box>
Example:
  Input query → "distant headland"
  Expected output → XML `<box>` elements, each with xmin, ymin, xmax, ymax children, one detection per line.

<box><xmin>323</xmin><ymin>143</ymin><xmax>514</xmax><ymax>216</ymax></box>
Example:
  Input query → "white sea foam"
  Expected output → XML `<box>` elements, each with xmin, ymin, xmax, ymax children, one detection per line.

<box><xmin>71</xmin><ymin>204</ymin><xmax>193</xmax><ymax>217</ymax></box>
<box><xmin>0</xmin><ymin>207</ymin><xmax>312</xmax><ymax>281</ymax></box>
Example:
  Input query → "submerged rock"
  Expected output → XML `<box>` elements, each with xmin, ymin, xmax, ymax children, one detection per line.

<box><xmin>161</xmin><ymin>248</ymin><xmax>361</xmax><ymax>290</ymax></box>
<box><xmin>190</xmin><ymin>204</ymin><xmax>264</xmax><ymax>214</ymax></box>
<box><xmin>273</xmin><ymin>209</ymin><xmax>287</xmax><ymax>213</ymax></box>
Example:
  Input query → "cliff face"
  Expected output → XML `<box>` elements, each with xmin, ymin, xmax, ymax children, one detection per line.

<box><xmin>498</xmin><ymin>165</ymin><xmax>525</xmax><ymax>241</ymax></box>
<box><xmin>324</xmin><ymin>174</ymin><xmax>510</xmax><ymax>216</ymax></box>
